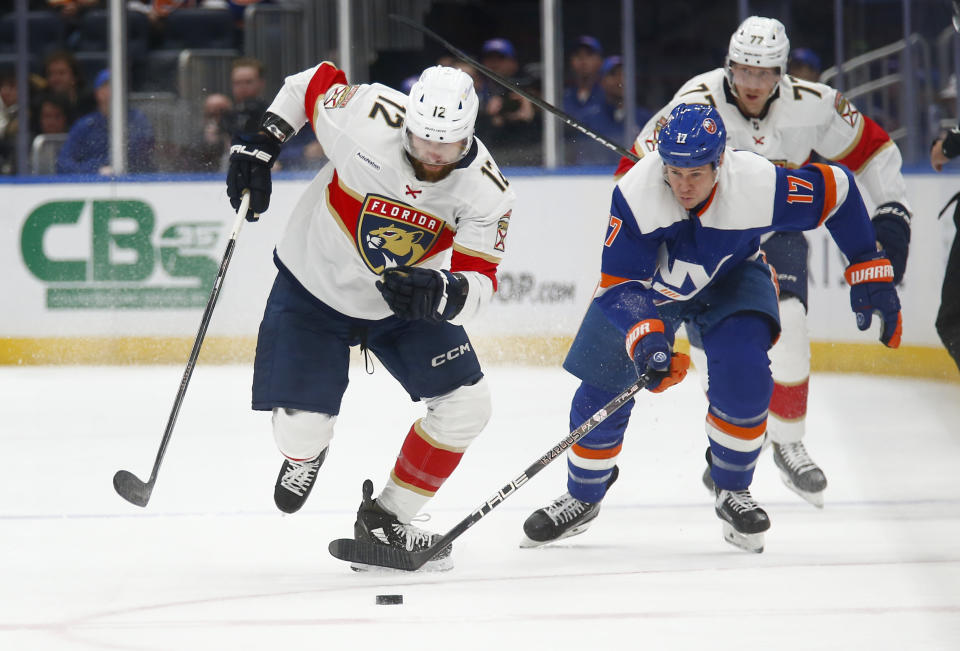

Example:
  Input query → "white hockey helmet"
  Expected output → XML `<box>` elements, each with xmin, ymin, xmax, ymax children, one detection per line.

<box><xmin>403</xmin><ymin>65</ymin><xmax>479</xmax><ymax>165</ymax></box>
<box><xmin>726</xmin><ymin>16</ymin><xmax>790</xmax><ymax>73</ymax></box>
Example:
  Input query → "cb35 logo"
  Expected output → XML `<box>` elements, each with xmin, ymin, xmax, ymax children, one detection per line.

<box><xmin>21</xmin><ymin>200</ymin><xmax>220</xmax><ymax>309</ymax></box>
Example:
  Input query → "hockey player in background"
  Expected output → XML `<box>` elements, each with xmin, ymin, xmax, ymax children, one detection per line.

<box><xmin>613</xmin><ymin>16</ymin><xmax>913</xmax><ymax>508</ymax></box>
<box><xmin>521</xmin><ymin>104</ymin><xmax>901</xmax><ymax>553</ymax></box>
<box><xmin>225</xmin><ymin>63</ymin><xmax>515</xmax><ymax>570</ymax></box>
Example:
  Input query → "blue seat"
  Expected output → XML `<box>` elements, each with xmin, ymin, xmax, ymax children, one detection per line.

<box><xmin>76</xmin><ymin>10</ymin><xmax>151</xmax><ymax>62</ymax></box>
<box><xmin>160</xmin><ymin>9</ymin><xmax>235</xmax><ymax>50</ymax></box>
<box><xmin>0</xmin><ymin>11</ymin><xmax>67</xmax><ymax>57</ymax></box>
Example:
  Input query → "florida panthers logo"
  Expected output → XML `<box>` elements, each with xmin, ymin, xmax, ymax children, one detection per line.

<box><xmin>357</xmin><ymin>195</ymin><xmax>444</xmax><ymax>273</ymax></box>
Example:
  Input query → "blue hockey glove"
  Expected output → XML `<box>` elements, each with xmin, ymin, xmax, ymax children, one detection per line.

<box><xmin>845</xmin><ymin>251</ymin><xmax>902</xmax><ymax>348</ymax></box>
<box><xmin>377</xmin><ymin>266</ymin><xmax>469</xmax><ymax>322</ymax></box>
<box><xmin>871</xmin><ymin>201</ymin><xmax>911</xmax><ymax>284</ymax></box>
<box><xmin>625</xmin><ymin>318</ymin><xmax>689</xmax><ymax>392</ymax></box>
<box><xmin>226</xmin><ymin>131</ymin><xmax>282</xmax><ymax>222</ymax></box>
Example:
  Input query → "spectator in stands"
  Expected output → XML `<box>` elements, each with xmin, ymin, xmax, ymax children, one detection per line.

<box><xmin>39</xmin><ymin>50</ymin><xmax>95</xmax><ymax>125</ymax></box>
<box><xmin>562</xmin><ymin>35</ymin><xmax>607</xmax><ymax>165</ymax></box>
<box><xmin>225</xmin><ymin>56</ymin><xmax>269</xmax><ymax>133</ymax></box>
<box><xmin>56</xmin><ymin>69</ymin><xmax>155</xmax><ymax>174</ymax></box>
<box><xmin>592</xmin><ymin>55</ymin><xmax>653</xmax><ymax>164</ymax></box>
<box><xmin>46</xmin><ymin>0</ymin><xmax>103</xmax><ymax>46</ymax></box>
<box><xmin>46</xmin><ymin>0</ymin><xmax>101</xmax><ymax>17</ymax></box>
<box><xmin>787</xmin><ymin>47</ymin><xmax>822</xmax><ymax>83</ymax></box>
<box><xmin>218</xmin><ymin>0</ymin><xmax>274</xmax><ymax>49</ymax></box>
<box><xmin>0</xmin><ymin>67</ymin><xmax>20</xmax><ymax>175</ymax></box>
<box><xmin>181</xmin><ymin>91</ymin><xmax>233</xmax><ymax>171</ymax></box>
<box><xmin>35</xmin><ymin>92</ymin><xmax>71</xmax><ymax>136</ymax></box>
<box><xmin>474</xmin><ymin>38</ymin><xmax>540</xmax><ymax>166</ymax></box>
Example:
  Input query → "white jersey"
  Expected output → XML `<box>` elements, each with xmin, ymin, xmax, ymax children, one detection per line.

<box><xmin>619</xmin><ymin>68</ymin><xmax>909</xmax><ymax>212</ymax></box>
<box><xmin>264</xmin><ymin>63</ymin><xmax>515</xmax><ymax>322</ymax></box>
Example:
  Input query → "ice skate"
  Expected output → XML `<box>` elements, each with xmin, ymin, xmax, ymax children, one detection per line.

<box><xmin>772</xmin><ymin>441</ymin><xmax>827</xmax><ymax>508</ymax></box>
<box><xmin>274</xmin><ymin>448</ymin><xmax>327</xmax><ymax>514</ymax></box>
<box><xmin>351</xmin><ymin>479</ymin><xmax>452</xmax><ymax>572</ymax></box>
<box><xmin>714</xmin><ymin>487</ymin><xmax>770</xmax><ymax>553</ymax></box>
<box><xmin>520</xmin><ymin>467</ymin><xmax>618</xmax><ymax>548</ymax></box>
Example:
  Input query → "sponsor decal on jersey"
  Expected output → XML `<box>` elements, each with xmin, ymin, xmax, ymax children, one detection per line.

<box><xmin>355</xmin><ymin>150</ymin><xmax>381</xmax><ymax>172</ymax></box>
<box><xmin>494</xmin><ymin>210</ymin><xmax>511</xmax><ymax>252</ymax></box>
<box><xmin>357</xmin><ymin>195</ymin><xmax>444</xmax><ymax>273</ymax></box>
<box><xmin>322</xmin><ymin>84</ymin><xmax>359</xmax><ymax>109</ymax></box>
<box><xmin>834</xmin><ymin>92</ymin><xmax>859</xmax><ymax>127</ymax></box>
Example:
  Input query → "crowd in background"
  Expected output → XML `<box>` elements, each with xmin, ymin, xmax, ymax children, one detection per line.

<box><xmin>0</xmin><ymin>0</ymin><xmax>931</xmax><ymax>176</ymax></box>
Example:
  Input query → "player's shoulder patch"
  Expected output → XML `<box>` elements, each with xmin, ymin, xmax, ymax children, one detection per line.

<box><xmin>322</xmin><ymin>84</ymin><xmax>361</xmax><ymax>109</ymax></box>
<box><xmin>832</xmin><ymin>90</ymin><xmax>860</xmax><ymax>127</ymax></box>
<box><xmin>494</xmin><ymin>209</ymin><xmax>511</xmax><ymax>252</ymax></box>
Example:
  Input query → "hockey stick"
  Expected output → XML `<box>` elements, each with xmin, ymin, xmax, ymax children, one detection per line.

<box><xmin>388</xmin><ymin>14</ymin><xmax>639</xmax><ymax>162</ymax></box>
<box><xmin>327</xmin><ymin>371</ymin><xmax>654</xmax><ymax>571</ymax></box>
<box><xmin>113</xmin><ymin>192</ymin><xmax>251</xmax><ymax>507</ymax></box>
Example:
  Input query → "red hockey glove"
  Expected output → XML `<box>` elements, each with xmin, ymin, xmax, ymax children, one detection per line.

<box><xmin>845</xmin><ymin>251</ymin><xmax>902</xmax><ymax>348</ymax></box>
<box><xmin>625</xmin><ymin>318</ymin><xmax>690</xmax><ymax>392</ymax></box>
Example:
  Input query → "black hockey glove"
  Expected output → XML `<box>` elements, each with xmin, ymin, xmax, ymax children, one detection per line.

<box><xmin>226</xmin><ymin>112</ymin><xmax>294</xmax><ymax>222</ymax></box>
<box><xmin>377</xmin><ymin>266</ymin><xmax>469</xmax><ymax>322</ymax></box>
<box><xmin>227</xmin><ymin>131</ymin><xmax>280</xmax><ymax>221</ymax></box>
<box><xmin>941</xmin><ymin>127</ymin><xmax>960</xmax><ymax>159</ymax></box>
<box><xmin>845</xmin><ymin>251</ymin><xmax>902</xmax><ymax>348</ymax></box>
<box><xmin>871</xmin><ymin>201</ymin><xmax>911</xmax><ymax>284</ymax></box>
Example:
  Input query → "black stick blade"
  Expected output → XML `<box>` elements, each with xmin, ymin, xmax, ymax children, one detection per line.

<box><xmin>113</xmin><ymin>470</ymin><xmax>152</xmax><ymax>507</ymax></box>
<box><xmin>327</xmin><ymin>539</ymin><xmax>427</xmax><ymax>571</ymax></box>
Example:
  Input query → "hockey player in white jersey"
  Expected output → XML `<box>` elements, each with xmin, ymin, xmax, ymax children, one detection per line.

<box><xmin>521</xmin><ymin>103</ymin><xmax>901</xmax><ymax>553</ymax></box>
<box><xmin>614</xmin><ymin>16</ymin><xmax>913</xmax><ymax>507</ymax></box>
<box><xmin>225</xmin><ymin>63</ymin><xmax>515</xmax><ymax>570</ymax></box>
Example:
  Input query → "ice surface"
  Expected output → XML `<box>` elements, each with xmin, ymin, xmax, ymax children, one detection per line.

<box><xmin>1</xmin><ymin>364</ymin><xmax>958</xmax><ymax>650</ymax></box>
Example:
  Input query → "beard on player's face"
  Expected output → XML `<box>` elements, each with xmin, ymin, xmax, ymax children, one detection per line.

<box><xmin>407</xmin><ymin>153</ymin><xmax>457</xmax><ymax>182</ymax></box>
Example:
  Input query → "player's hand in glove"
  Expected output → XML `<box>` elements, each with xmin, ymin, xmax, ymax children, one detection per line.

<box><xmin>871</xmin><ymin>201</ymin><xmax>911</xmax><ymax>284</ymax></box>
<box><xmin>845</xmin><ymin>251</ymin><xmax>902</xmax><ymax>348</ymax></box>
<box><xmin>626</xmin><ymin>318</ymin><xmax>690</xmax><ymax>393</ymax></box>
<box><xmin>226</xmin><ymin>112</ymin><xmax>294</xmax><ymax>221</ymax></box>
<box><xmin>377</xmin><ymin>266</ymin><xmax>469</xmax><ymax>323</ymax></box>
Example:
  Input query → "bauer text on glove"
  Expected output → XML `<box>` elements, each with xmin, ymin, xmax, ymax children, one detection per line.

<box><xmin>225</xmin><ymin>113</ymin><xmax>292</xmax><ymax>221</ymax></box>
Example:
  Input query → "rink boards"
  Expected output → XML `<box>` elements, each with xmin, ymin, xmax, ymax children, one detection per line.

<box><xmin>0</xmin><ymin>172</ymin><xmax>957</xmax><ymax>378</ymax></box>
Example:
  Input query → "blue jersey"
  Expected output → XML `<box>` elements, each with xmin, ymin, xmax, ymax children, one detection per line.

<box><xmin>596</xmin><ymin>148</ymin><xmax>878</xmax><ymax>334</ymax></box>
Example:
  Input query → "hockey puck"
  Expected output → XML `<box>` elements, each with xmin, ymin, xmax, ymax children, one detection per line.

<box><xmin>375</xmin><ymin>594</ymin><xmax>403</xmax><ymax>605</ymax></box>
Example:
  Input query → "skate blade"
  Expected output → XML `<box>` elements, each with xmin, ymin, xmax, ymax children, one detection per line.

<box><xmin>778</xmin><ymin>472</ymin><xmax>825</xmax><ymax>508</ymax></box>
<box><xmin>349</xmin><ymin>556</ymin><xmax>454</xmax><ymax>573</ymax></box>
<box><xmin>518</xmin><ymin>521</ymin><xmax>595</xmax><ymax>548</ymax></box>
<box><xmin>721</xmin><ymin>522</ymin><xmax>765</xmax><ymax>553</ymax></box>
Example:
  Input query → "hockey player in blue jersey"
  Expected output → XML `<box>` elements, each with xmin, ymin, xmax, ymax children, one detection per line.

<box><xmin>520</xmin><ymin>103</ymin><xmax>901</xmax><ymax>553</ymax></box>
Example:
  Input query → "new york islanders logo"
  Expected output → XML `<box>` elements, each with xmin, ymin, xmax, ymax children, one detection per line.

<box><xmin>358</xmin><ymin>195</ymin><xmax>443</xmax><ymax>273</ymax></box>
<box><xmin>702</xmin><ymin>118</ymin><xmax>718</xmax><ymax>134</ymax></box>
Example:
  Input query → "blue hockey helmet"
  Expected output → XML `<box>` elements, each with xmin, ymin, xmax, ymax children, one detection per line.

<box><xmin>657</xmin><ymin>103</ymin><xmax>727</xmax><ymax>168</ymax></box>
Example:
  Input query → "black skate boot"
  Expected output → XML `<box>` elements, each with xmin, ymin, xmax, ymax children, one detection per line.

<box><xmin>772</xmin><ymin>441</ymin><xmax>827</xmax><ymax>508</ymax></box>
<box><xmin>520</xmin><ymin>466</ymin><xmax>619</xmax><ymax>548</ymax></box>
<box><xmin>352</xmin><ymin>479</ymin><xmax>452</xmax><ymax>572</ymax></box>
<box><xmin>273</xmin><ymin>448</ymin><xmax>327</xmax><ymax>514</ymax></box>
<box><xmin>714</xmin><ymin>486</ymin><xmax>770</xmax><ymax>553</ymax></box>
